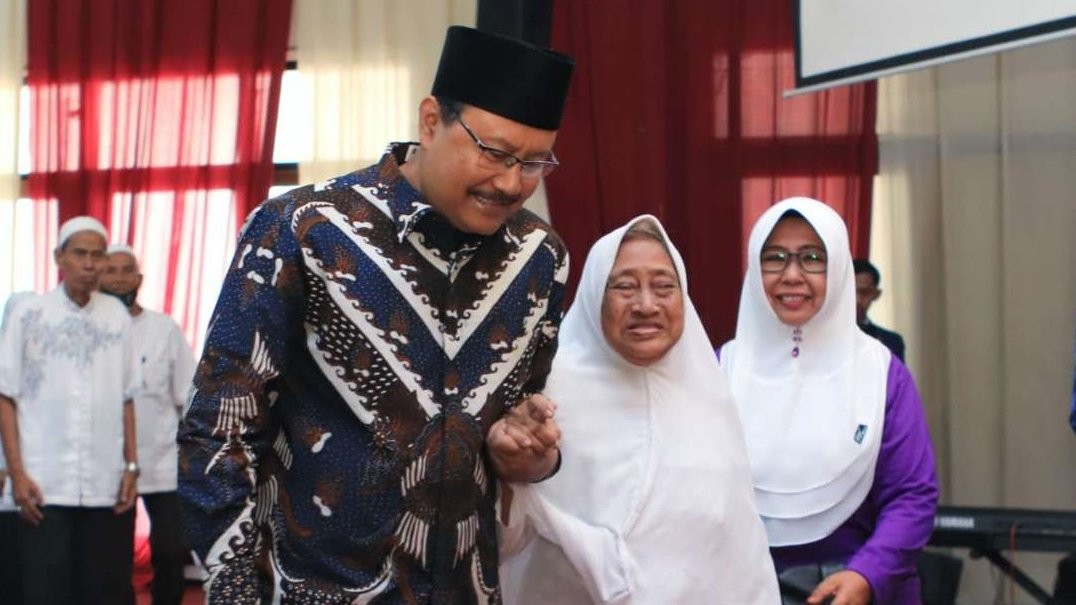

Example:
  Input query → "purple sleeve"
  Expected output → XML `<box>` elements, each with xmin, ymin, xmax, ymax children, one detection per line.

<box><xmin>1069</xmin><ymin>338</ymin><xmax>1075</xmax><ymax>433</ymax></box>
<box><xmin>844</xmin><ymin>357</ymin><xmax>939</xmax><ymax>604</ymax></box>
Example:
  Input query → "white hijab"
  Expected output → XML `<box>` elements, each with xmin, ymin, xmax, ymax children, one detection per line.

<box><xmin>500</xmin><ymin>215</ymin><xmax>778</xmax><ymax>604</ymax></box>
<box><xmin>721</xmin><ymin>197</ymin><xmax>891</xmax><ymax>547</ymax></box>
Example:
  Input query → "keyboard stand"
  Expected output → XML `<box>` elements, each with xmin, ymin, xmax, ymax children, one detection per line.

<box><xmin>973</xmin><ymin>548</ymin><xmax>1058</xmax><ymax>605</ymax></box>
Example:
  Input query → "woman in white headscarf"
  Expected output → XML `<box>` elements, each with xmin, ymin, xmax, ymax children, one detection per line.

<box><xmin>499</xmin><ymin>215</ymin><xmax>779</xmax><ymax>604</ymax></box>
<box><xmin>720</xmin><ymin>198</ymin><xmax>938</xmax><ymax>605</ymax></box>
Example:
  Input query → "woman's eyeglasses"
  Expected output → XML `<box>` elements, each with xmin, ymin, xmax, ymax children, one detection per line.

<box><xmin>759</xmin><ymin>247</ymin><xmax>828</xmax><ymax>274</ymax></box>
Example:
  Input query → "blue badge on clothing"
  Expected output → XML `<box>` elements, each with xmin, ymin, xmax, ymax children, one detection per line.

<box><xmin>854</xmin><ymin>424</ymin><xmax>868</xmax><ymax>444</ymax></box>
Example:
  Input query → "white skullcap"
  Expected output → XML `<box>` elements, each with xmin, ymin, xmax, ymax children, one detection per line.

<box><xmin>106</xmin><ymin>243</ymin><xmax>136</xmax><ymax>257</ymax></box>
<box><xmin>57</xmin><ymin>216</ymin><xmax>108</xmax><ymax>249</ymax></box>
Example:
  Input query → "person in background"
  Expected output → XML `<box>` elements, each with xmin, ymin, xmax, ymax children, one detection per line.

<box><xmin>853</xmin><ymin>259</ymin><xmax>905</xmax><ymax>362</ymax></box>
<box><xmin>1054</xmin><ymin>335</ymin><xmax>1076</xmax><ymax>605</ymax></box>
<box><xmin>100</xmin><ymin>244</ymin><xmax>195</xmax><ymax>605</ymax></box>
<box><xmin>1070</xmin><ymin>334</ymin><xmax>1075</xmax><ymax>434</ymax></box>
<box><xmin>177</xmin><ymin>26</ymin><xmax>573</xmax><ymax>603</ymax></box>
<box><xmin>0</xmin><ymin>291</ymin><xmax>36</xmax><ymax>605</ymax></box>
<box><xmin>498</xmin><ymin>216</ymin><xmax>780</xmax><ymax>604</ymax></box>
<box><xmin>721</xmin><ymin>198</ymin><xmax>938</xmax><ymax>605</ymax></box>
<box><xmin>0</xmin><ymin>216</ymin><xmax>140</xmax><ymax>605</ymax></box>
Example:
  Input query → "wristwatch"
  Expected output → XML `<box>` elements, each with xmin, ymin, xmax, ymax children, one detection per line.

<box><xmin>124</xmin><ymin>460</ymin><xmax>141</xmax><ymax>477</ymax></box>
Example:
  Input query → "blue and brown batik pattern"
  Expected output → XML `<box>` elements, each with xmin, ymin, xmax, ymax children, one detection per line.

<box><xmin>178</xmin><ymin>143</ymin><xmax>568</xmax><ymax>604</ymax></box>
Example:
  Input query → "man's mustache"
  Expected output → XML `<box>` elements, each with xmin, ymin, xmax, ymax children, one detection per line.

<box><xmin>469</xmin><ymin>188</ymin><xmax>521</xmax><ymax>206</ymax></box>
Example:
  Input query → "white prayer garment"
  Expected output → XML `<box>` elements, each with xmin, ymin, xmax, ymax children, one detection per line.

<box><xmin>499</xmin><ymin>215</ymin><xmax>780</xmax><ymax>605</ymax></box>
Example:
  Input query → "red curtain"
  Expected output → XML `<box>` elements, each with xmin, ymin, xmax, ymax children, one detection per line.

<box><xmin>27</xmin><ymin>0</ymin><xmax>291</xmax><ymax>341</ymax></box>
<box><xmin>547</xmin><ymin>0</ymin><xmax>877</xmax><ymax>345</ymax></box>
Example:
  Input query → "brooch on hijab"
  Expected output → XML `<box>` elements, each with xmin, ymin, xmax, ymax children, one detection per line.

<box><xmin>854</xmin><ymin>424</ymin><xmax>868</xmax><ymax>444</ymax></box>
<box><xmin>791</xmin><ymin>327</ymin><xmax>803</xmax><ymax>358</ymax></box>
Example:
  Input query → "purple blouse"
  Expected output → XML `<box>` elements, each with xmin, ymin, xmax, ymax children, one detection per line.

<box><xmin>769</xmin><ymin>357</ymin><xmax>939</xmax><ymax>605</ymax></box>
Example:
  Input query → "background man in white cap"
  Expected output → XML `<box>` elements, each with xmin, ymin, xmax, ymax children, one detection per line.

<box><xmin>100</xmin><ymin>244</ymin><xmax>195</xmax><ymax>605</ymax></box>
<box><xmin>0</xmin><ymin>216</ymin><xmax>140</xmax><ymax>605</ymax></box>
<box><xmin>179</xmin><ymin>25</ymin><xmax>574</xmax><ymax>603</ymax></box>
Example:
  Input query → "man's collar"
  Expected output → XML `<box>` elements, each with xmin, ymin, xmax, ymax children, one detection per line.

<box><xmin>56</xmin><ymin>283</ymin><xmax>95</xmax><ymax>310</ymax></box>
<box><xmin>376</xmin><ymin>143</ymin><xmax>490</xmax><ymax>252</ymax></box>
<box><xmin>377</xmin><ymin>142</ymin><xmax>432</xmax><ymax>243</ymax></box>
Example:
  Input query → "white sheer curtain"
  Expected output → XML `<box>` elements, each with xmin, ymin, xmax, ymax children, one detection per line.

<box><xmin>873</xmin><ymin>37</ymin><xmax>1076</xmax><ymax>604</ymax></box>
<box><xmin>292</xmin><ymin>0</ymin><xmax>478</xmax><ymax>183</ymax></box>
<box><xmin>0</xmin><ymin>0</ymin><xmax>56</xmax><ymax>314</ymax></box>
<box><xmin>107</xmin><ymin>191</ymin><xmax>237</xmax><ymax>355</ymax></box>
<box><xmin>0</xmin><ymin>0</ymin><xmax>19</xmax><ymax>209</ymax></box>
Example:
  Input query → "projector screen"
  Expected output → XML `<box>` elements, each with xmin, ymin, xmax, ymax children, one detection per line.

<box><xmin>793</xmin><ymin>0</ymin><xmax>1076</xmax><ymax>93</ymax></box>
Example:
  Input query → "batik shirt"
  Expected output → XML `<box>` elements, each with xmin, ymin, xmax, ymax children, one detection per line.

<box><xmin>178</xmin><ymin>143</ymin><xmax>569</xmax><ymax>605</ymax></box>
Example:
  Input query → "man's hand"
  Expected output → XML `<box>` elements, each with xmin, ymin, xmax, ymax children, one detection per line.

<box><xmin>11</xmin><ymin>471</ymin><xmax>45</xmax><ymax>525</ymax></box>
<box><xmin>807</xmin><ymin>569</ymin><xmax>871</xmax><ymax>605</ymax></box>
<box><xmin>488</xmin><ymin>394</ymin><xmax>560</xmax><ymax>483</ymax></box>
<box><xmin>114</xmin><ymin>470</ymin><xmax>138</xmax><ymax>514</ymax></box>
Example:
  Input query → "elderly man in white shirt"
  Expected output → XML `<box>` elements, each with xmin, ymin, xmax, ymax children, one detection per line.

<box><xmin>0</xmin><ymin>216</ymin><xmax>140</xmax><ymax>605</ymax></box>
<box><xmin>0</xmin><ymin>290</ymin><xmax>36</xmax><ymax>604</ymax></box>
<box><xmin>100</xmin><ymin>243</ymin><xmax>195</xmax><ymax>605</ymax></box>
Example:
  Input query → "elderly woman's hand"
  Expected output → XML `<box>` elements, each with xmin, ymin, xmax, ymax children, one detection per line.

<box><xmin>488</xmin><ymin>393</ymin><xmax>561</xmax><ymax>483</ymax></box>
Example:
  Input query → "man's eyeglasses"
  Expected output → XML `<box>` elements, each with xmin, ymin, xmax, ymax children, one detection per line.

<box><xmin>760</xmin><ymin>246</ymin><xmax>828</xmax><ymax>274</ymax></box>
<box><xmin>455</xmin><ymin>115</ymin><xmax>559</xmax><ymax>179</ymax></box>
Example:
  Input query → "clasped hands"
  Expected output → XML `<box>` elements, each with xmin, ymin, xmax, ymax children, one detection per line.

<box><xmin>487</xmin><ymin>393</ymin><xmax>560</xmax><ymax>483</ymax></box>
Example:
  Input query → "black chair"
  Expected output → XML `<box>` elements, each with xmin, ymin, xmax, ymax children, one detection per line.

<box><xmin>777</xmin><ymin>553</ymin><xmax>961</xmax><ymax>605</ymax></box>
<box><xmin>918</xmin><ymin>551</ymin><xmax>963</xmax><ymax>605</ymax></box>
<box><xmin>1055</xmin><ymin>554</ymin><xmax>1076</xmax><ymax>605</ymax></box>
<box><xmin>778</xmin><ymin>563</ymin><xmax>844</xmax><ymax>605</ymax></box>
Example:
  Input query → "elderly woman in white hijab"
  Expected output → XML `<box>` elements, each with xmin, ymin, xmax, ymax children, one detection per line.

<box><xmin>498</xmin><ymin>215</ymin><xmax>779</xmax><ymax>604</ymax></box>
<box><xmin>720</xmin><ymin>198</ymin><xmax>938</xmax><ymax>605</ymax></box>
